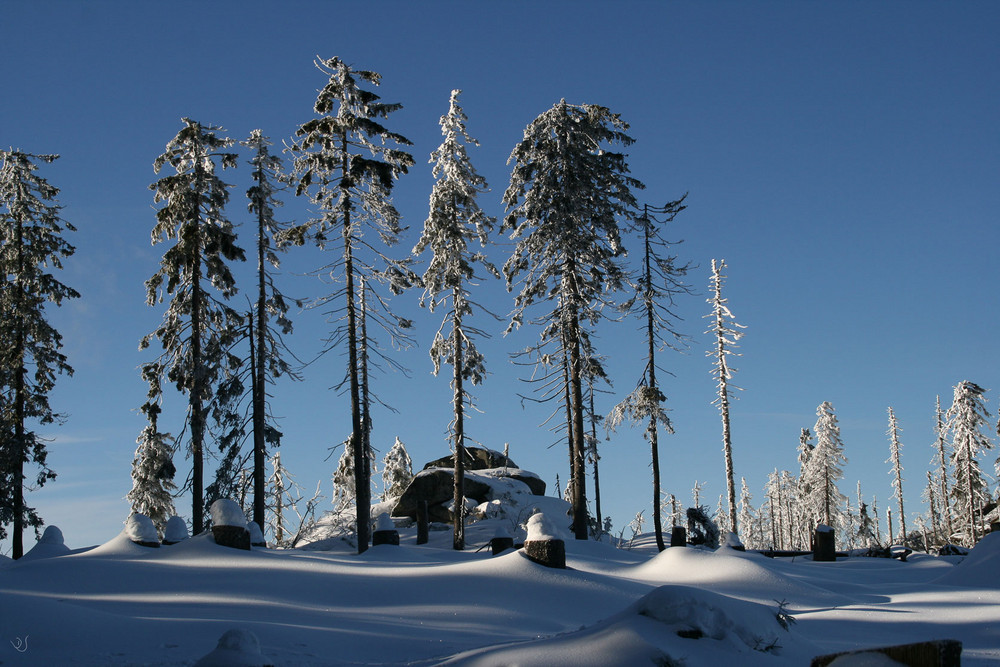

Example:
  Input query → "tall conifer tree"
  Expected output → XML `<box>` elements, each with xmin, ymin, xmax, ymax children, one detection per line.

<box><xmin>286</xmin><ymin>57</ymin><xmax>414</xmax><ymax>552</ymax></box>
<box><xmin>706</xmin><ymin>259</ymin><xmax>745</xmax><ymax>534</ymax></box>
<box><xmin>503</xmin><ymin>101</ymin><xmax>641</xmax><ymax>540</ymax></box>
<box><xmin>141</xmin><ymin>119</ymin><xmax>245</xmax><ymax>532</ymax></box>
<box><xmin>607</xmin><ymin>198</ymin><xmax>690</xmax><ymax>551</ymax></box>
<box><xmin>945</xmin><ymin>381</ymin><xmax>992</xmax><ymax>546</ymax></box>
<box><xmin>414</xmin><ymin>90</ymin><xmax>497</xmax><ymax>550</ymax></box>
<box><xmin>0</xmin><ymin>150</ymin><xmax>79</xmax><ymax>558</ymax></box>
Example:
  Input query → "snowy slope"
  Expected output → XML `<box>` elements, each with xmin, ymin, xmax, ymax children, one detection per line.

<box><xmin>1</xmin><ymin>522</ymin><xmax>999</xmax><ymax>666</ymax></box>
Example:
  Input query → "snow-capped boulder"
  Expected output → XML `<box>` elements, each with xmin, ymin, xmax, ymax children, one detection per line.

<box><xmin>391</xmin><ymin>468</ymin><xmax>492</xmax><ymax>520</ymax></box>
<box><xmin>163</xmin><ymin>515</ymin><xmax>189</xmax><ymax>545</ymax></box>
<box><xmin>20</xmin><ymin>525</ymin><xmax>71</xmax><ymax>561</ymax></box>
<box><xmin>194</xmin><ymin>628</ymin><xmax>269</xmax><ymax>667</ymax></box>
<box><xmin>125</xmin><ymin>513</ymin><xmax>160</xmax><ymax>547</ymax></box>
<box><xmin>422</xmin><ymin>446</ymin><xmax>516</xmax><ymax>472</ymax></box>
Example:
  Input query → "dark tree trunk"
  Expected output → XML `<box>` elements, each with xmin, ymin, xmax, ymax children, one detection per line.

<box><xmin>644</xmin><ymin>218</ymin><xmax>666</xmax><ymax>552</ymax></box>
<box><xmin>252</xmin><ymin>198</ymin><xmax>267</xmax><ymax>529</ymax></box>
<box><xmin>453</xmin><ymin>303</ymin><xmax>466</xmax><ymax>550</ymax></box>
<box><xmin>342</xmin><ymin>140</ymin><xmax>369</xmax><ymax>553</ymax></box>
<box><xmin>12</xmin><ymin>218</ymin><xmax>25</xmax><ymax>558</ymax></box>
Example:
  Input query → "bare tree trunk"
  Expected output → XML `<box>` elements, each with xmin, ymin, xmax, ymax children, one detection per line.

<box><xmin>252</xmin><ymin>197</ymin><xmax>267</xmax><ymax>529</ymax></box>
<box><xmin>12</xmin><ymin>218</ymin><xmax>25</xmax><ymax>558</ymax></box>
<box><xmin>342</xmin><ymin>147</ymin><xmax>369</xmax><ymax>553</ymax></box>
<box><xmin>452</xmin><ymin>298</ymin><xmax>466</xmax><ymax>550</ymax></box>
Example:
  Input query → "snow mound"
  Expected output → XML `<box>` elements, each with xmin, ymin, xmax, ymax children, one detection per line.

<box><xmin>935</xmin><ymin>531</ymin><xmax>1000</xmax><ymax>587</ymax></box>
<box><xmin>211</xmin><ymin>499</ymin><xmax>247</xmax><ymax>527</ymax></box>
<box><xmin>375</xmin><ymin>512</ymin><xmax>396</xmax><ymax>532</ymax></box>
<box><xmin>19</xmin><ymin>525</ymin><xmax>71</xmax><ymax>561</ymax></box>
<box><xmin>441</xmin><ymin>584</ymin><xmax>798</xmax><ymax>666</ymax></box>
<box><xmin>247</xmin><ymin>521</ymin><xmax>265</xmax><ymax>545</ymax></box>
<box><xmin>623</xmin><ymin>585</ymin><xmax>787</xmax><ymax>652</ymax></box>
<box><xmin>194</xmin><ymin>628</ymin><xmax>269</xmax><ymax>667</ymax></box>
<box><xmin>125</xmin><ymin>513</ymin><xmax>159</xmax><ymax>543</ymax></box>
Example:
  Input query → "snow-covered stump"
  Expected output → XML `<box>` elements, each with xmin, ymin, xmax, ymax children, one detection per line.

<box><xmin>523</xmin><ymin>513</ymin><xmax>565</xmax><ymax>569</ymax></box>
<box><xmin>162</xmin><ymin>515</ymin><xmax>189</xmax><ymax>545</ymax></box>
<box><xmin>416</xmin><ymin>500</ymin><xmax>429</xmax><ymax>545</ymax></box>
<box><xmin>194</xmin><ymin>628</ymin><xmax>272</xmax><ymax>667</ymax></box>
<box><xmin>810</xmin><ymin>638</ymin><xmax>962</xmax><ymax>667</ymax></box>
<box><xmin>247</xmin><ymin>521</ymin><xmax>266</xmax><ymax>548</ymax></box>
<box><xmin>372</xmin><ymin>513</ymin><xmax>400</xmax><ymax>546</ymax></box>
<box><xmin>210</xmin><ymin>500</ymin><xmax>251</xmax><ymax>551</ymax></box>
<box><xmin>491</xmin><ymin>526</ymin><xmax>514</xmax><ymax>555</ymax></box>
<box><xmin>126</xmin><ymin>513</ymin><xmax>160</xmax><ymax>548</ymax></box>
<box><xmin>670</xmin><ymin>526</ymin><xmax>687</xmax><ymax>547</ymax></box>
<box><xmin>813</xmin><ymin>525</ymin><xmax>836</xmax><ymax>562</ymax></box>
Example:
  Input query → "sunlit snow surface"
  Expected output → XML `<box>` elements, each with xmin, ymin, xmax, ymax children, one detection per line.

<box><xmin>1</xmin><ymin>524</ymin><xmax>999</xmax><ymax>665</ymax></box>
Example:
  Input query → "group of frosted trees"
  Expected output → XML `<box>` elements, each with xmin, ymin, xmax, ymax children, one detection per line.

<box><xmin>691</xmin><ymin>381</ymin><xmax>998</xmax><ymax>552</ymax></box>
<box><xmin>122</xmin><ymin>56</ymin><xmax>693</xmax><ymax>553</ymax></box>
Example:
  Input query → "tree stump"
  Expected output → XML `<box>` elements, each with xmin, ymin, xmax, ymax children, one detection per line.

<box><xmin>491</xmin><ymin>535</ymin><xmax>514</xmax><ymax>555</ymax></box>
<box><xmin>813</xmin><ymin>526</ymin><xmax>836</xmax><ymax>562</ymax></box>
<box><xmin>212</xmin><ymin>525</ymin><xmax>251</xmax><ymax>551</ymax></box>
<box><xmin>372</xmin><ymin>529</ymin><xmax>400</xmax><ymax>546</ymax></box>
<box><xmin>524</xmin><ymin>539</ymin><xmax>566</xmax><ymax>568</ymax></box>
<box><xmin>416</xmin><ymin>501</ymin><xmax>429</xmax><ymax>545</ymax></box>
<box><xmin>670</xmin><ymin>526</ymin><xmax>687</xmax><ymax>547</ymax></box>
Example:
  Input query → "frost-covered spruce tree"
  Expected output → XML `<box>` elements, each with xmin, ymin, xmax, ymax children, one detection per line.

<box><xmin>141</xmin><ymin>118</ymin><xmax>245</xmax><ymax>533</ymax></box>
<box><xmin>706</xmin><ymin>259</ymin><xmax>745</xmax><ymax>536</ymax></box>
<box><xmin>413</xmin><ymin>90</ymin><xmax>498</xmax><ymax>550</ymax></box>
<box><xmin>381</xmin><ymin>436</ymin><xmax>412</xmax><ymax>502</ymax></box>
<box><xmin>127</xmin><ymin>364</ymin><xmax>177</xmax><ymax>536</ymax></box>
<box><xmin>737</xmin><ymin>477</ymin><xmax>757</xmax><ymax>548</ymax></box>
<box><xmin>795</xmin><ymin>427</ymin><xmax>815</xmax><ymax>546</ymax></box>
<box><xmin>886</xmin><ymin>407</ymin><xmax>906</xmax><ymax>542</ymax></box>
<box><xmin>945</xmin><ymin>381</ymin><xmax>992</xmax><ymax>546</ymax></box>
<box><xmin>0</xmin><ymin>150</ymin><xmax>79</xmax><ymax>558</ymax></box>
<box><xmin>503</xmin><ymin>100</ymin><xmax>641</xmax><ymax>541</ymax></box>
<box><xmin>931</xmin><ymin>395</ymin><xmax>953</xmax><ymax>541</ymax></box>
<box><xmin>803</xmin><ymin>402</ymin><xmax>848</xmax><ymax>530</ymax></box>
<box><xmin>606</xmin><ymin>198</ymin><xmax>690</xmax><ymax>551</ymax></box>
<box><xmin>286</xmin><ymin>57</ymin><xmax>414</xmax><ymax>553</ymax></box>
<box><xmin>241</xmin><ymin>129</ymin><xmax>298</xmax><ymax>530</ymax></box>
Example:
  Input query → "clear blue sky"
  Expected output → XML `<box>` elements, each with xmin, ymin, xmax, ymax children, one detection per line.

<box><xmin>3</xmin><ymin>1</ymin><xmax>998</xmax><ymax>551</ymax></box>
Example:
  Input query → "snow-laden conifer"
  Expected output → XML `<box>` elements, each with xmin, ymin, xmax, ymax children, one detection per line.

<box><xmin>286</xmin><ymin>57</ymin><xmax>414</xmax><ymax>553</ymax></box>
<box><xmin>503</xmin><ymin>100</ymin><xmax>642</xmax><ymax>540</ymax></box>
<box><xmin>930</xmin><ymin>395</ymin><xmax>953</xmax><ymax>541</ymax></box>
<box><xmin>705</xmin><ymin>259</ymin><xmax>745</xmax><ymax>536</ymax></box>
<box><xmin>606</xmin><ymin>199</ymin><xmax>690</xmax><ymax>551</ymax></box>
<box><xmin>127</xmin><ymin>364</ymin><xmax>177</xmax><ymax>536</ymax></box>
<box><xmin>0</xmin><ymin>150</ymin><xmax>79</xmax><ymax>557</ymax></box>
<box><xmin>737</xmin><ymin>477</ymin><xmax>758</xmax><ymax>549</ymax></box>
<box><xmin>945</xmin><ymin>381</ymin><xmax>992</xmax><ymax>546</ymax></box>
<box><xmin>141</xmin><ymin>118</ymin><xmax>245</xmax><ymax>533</ymax></box>
<box><xmin>414</xmin><ymin>90</ymin><xmax>497</xmax><ymax>550</ymax></box>
<box><xmin>240</xmin><ymin>129</ymin><xmax>299</xmax><ymax>530</ymax></box>
<box><xmin>802</xmin><ymin>402</ymin><xmax>848</xmax><ymax>530</ymax></box>
<box><xmin>381</xmin><ymin>436</ymin><xmax>413</xmax><ymax>502</ymax></box>
<box><xmin>886</xmin><ymin>407</ymin><xmax>906</xmax><ymax>542</ymax></box>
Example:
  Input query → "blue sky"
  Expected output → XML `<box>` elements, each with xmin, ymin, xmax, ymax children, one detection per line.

<box><xmin>3</xmin><ymin>1</ymin><xmax>999</xmax><ymax>551</ymax></box>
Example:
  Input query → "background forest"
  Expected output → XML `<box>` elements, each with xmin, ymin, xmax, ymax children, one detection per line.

<box><xmin>2</xmin><ymin>2</ymin><xmax>999</xmax><ymax>557</ymax></box>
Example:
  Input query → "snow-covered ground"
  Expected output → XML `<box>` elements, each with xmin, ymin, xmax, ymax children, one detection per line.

<box><xmin>2</xmin><ymin>519</ymin><xmax>998</xmax><ymax>666</ymax></box>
